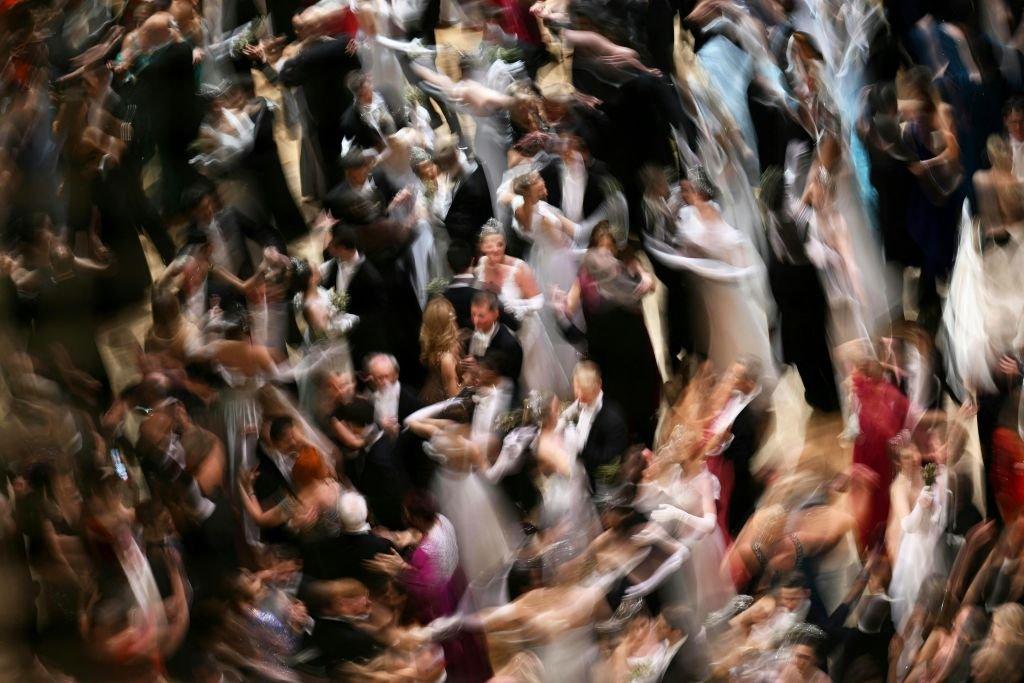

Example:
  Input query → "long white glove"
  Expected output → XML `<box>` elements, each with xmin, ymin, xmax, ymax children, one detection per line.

<box><xmin>624</xmin><ymin>545</ymin><xmax>692</xmax><ymax>597</ymax></box>
<box><xmin>404</xmin><ymin>397</ymin><xmax>462</xmax><ymax>426</ymax></box>
<box><xmin>328</xmin><ymin>312</ymin><xmax>359</xmax><ymax>336</ymax></box>
<box><xmin>503</xmin><ymin>294</ymin><xmax>545</xmax><ymax>321</ymax></box>
<box><xmin>650</xmin><ymin>503</ymin><xmax>717</xmax><ymax>536</ymax></box>
<box><xmin>484</xmin><ymin>426</ymin><xmax>537</xmax><ymax>483</ymax></box>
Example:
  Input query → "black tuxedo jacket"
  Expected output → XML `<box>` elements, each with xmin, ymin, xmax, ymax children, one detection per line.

<box><xmin>444</xmin><ymin>164</ymin><xmax>493</xmax><ymax>244</ymax></box>
<box><xmin>300</xmin><ymin>531</ymin><xmax>395</xmax><ymax>588</ymax></box>
<box><xmin>474</xmin><ymin>324</ymin><xmax>523</xmax><ymax>384</ymax></box>
<box><xmin>355</xmin><ymin>433</ymin><xmax>410</xmax><ymax>530</ymax></box>
<box><xmin>539</xmin><ymin>157</ymin><xmax>613</xmax><ymax>222</ymax></box>
<box><xmin>279</xmin><ymin>37</ymin><xmax>361</xmax><ymax>185</ymax></box>
<box><xmin>253</xmin><ymin>441</ymin><xmax>295</xmax><ymax>504</ymax></box>
<box><xmin>245</xmin><ymin>98</ymin><xmax>307</xmax><ymax>241</ymax></box>
<box><xmin>310</xmin><ymin>616</ymin><xmax>385</xmax><ymax>672</ymax></box>
<box><xmin>396</xmin><ymin>384</ymin><xmax>424</xmax><ymax>423</ymax></box>
<box><xmin>579</xmin><ymin>400</ymin><xmax>629</xmax><ymax>486</ymax></box>
<box><xmin>253</xmin><ymin>442</ymin><xmax>296</xmax><ymax>545</ymax></box>
<box><xmin>322</xmin><ymin>257</ymin><xmax>390</xmax><ymax>369</ymax></box>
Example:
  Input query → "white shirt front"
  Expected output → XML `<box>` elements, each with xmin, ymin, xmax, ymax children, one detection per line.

<box><xmin>562</xmin><ymin>392</ymin><xmax>603</xmax><ymax>458</ymax></box>
<box><xmin>329</xmin><ymin>252</ymin><xmax>363</xmax><ymax>294</ymax></box>
<box><xmin>469</xmin><ymin>323</ymin><xmax>498</xmax><ymax>358</ymax></box>
<box><xmin>1013</xmin><ymin>138</ymin><xmax>1024</xmax><ymax>181</ymax></box>
<box><xmin>265</xmin><ymin>447</ymin><xmax>295</xmax><ymax>490</ymax></box>
<box><xmin>575</xmin><ymin>392</ymin><xmax>603</xmax><ymax>451</ymax></box>
<box><xmin>561</xmin><ymin>154</ymin><xmax>587</xmax><ymax>223</ymax></box>
<box><xmin>203</xmin><ymin>216</ymin><xmax>232</xmax><ymax>272</ymax></box>
<box><xmin>373</xmin><ymin>381</ymin><xmax>401</xmax><ymax>425</ymax></box>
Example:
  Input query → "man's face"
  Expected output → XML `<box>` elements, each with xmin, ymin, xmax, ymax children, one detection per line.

<box><xmin>345</xmin><ymin>164</ymin><xmax>371</xmax><ymax>187</ymax></box>
<box><xmin>328</xmin><ymin>241</ymin><xmax>355</xmax><ymax>261</ymax></box>
<box><xmin>471</xmin><ymin>304</ymin><xmax>498</xmax><ymax>333</ymax></box>
<box><xmin>1007</xmin><ymin>109</ymin><xmax>1024</xmax><ymax>143</ymax></box>
<box><xmin>337</xmin><ymin>592</ymin><xmax>372</xmax><ymax>618</ymax></box>
<box><xmin>369</xmin><ymin>359</ymin><xmax>397</xmax><ymax>390</ymax></box>
<box><xmin>194</xmin><ymin>194</ymin><xmax>216</xmax><ymax>225</ymax></box>
<box><xmin>573</xmin><ymin>377</ymin><xmax>599</xmax><ymax>405</ymax></box>
<box><xmin>778</xmin><ymin>587</ymin><xmax>808</xmax><ymax>613</ymax></box>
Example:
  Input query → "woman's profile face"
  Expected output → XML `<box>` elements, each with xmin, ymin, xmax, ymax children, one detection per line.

<box><xmin>530</xmin><ymin>176</ymin><xmax>547</xmax><ymax>202</ymax></box>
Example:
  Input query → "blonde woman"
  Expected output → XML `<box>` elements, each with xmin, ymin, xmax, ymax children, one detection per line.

<box><xmin>419</xmin><ymin>297</ymin><xmax>462</xmax><ymax>404</ymax></box>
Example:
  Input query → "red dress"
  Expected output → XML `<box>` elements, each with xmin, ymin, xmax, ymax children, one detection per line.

<box><xmin>992</xmin><ymin>427</ymin><xmax>1024</xmax><ymax>523</ymax></box>
<box><xmin>851</xmin><ymin>375</ymin><xmax>908</xmax><ymax>550</ymax></box>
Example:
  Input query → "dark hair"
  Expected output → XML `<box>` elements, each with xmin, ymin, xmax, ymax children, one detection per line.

<box><xmin>228</xmin><ymin>72</ymin><xmax>255</xmax><ymax>96</ymax></box>
<box><xmin>471</xmin><ymin>290</ymin><xmax>500</xmax><ymax>312</ymax></box>
<box><xmin>446</xmin><ymin>240</ymin><xmax>474</xmax><ymax>273</ymax></box>
<box><xmin>339</xmin><ymin>147</ymin><xmax>370</xmax><ymax>170</ymax></box>
<box><xmin>403</xmin><ymin>490</ymin><xmax>439</xmax><ymax>528</ymax></box>
<box><xmin>330</xmin><ymin>224</ymin><xmax>358</xmax><ymax>250</ymax></box>
<box><xmin>182</xmin><ymin>183</ymin><xmax>216</xmax><ymax>213</ymax></box>
<box><xmin>841</xmin><ymin>655</ymin><xmax>885</xmax><ymax>683</ymax></box>
<box><xmin>1004</xmin><ymin>94</ymin><xmax>1024</xmax><ymax>118</ymax></box>
<box><xmin>869</xmin><ymin>82</ymin><xmax>898</xmax><ymax>116</ymax></box>
<box><xmin>344</xmin><ymin>399</ymin><xmax>375</xmax><ymax>427</ymax></box>
<box><xmin>779</xmin><ymin>571</ymin><xmax>809</xmax><ymax>591</ymax></box>
<box><xmin>479</xmin><ymin>352</ymin><xmax>504</xmax><ymax>376</ymax></box>
<box><xmin>289</xmin><ymin>258</ymin><xmax>314</xmax><ymax>296</ymax></box>
<box><xmin>269</xmin><ymin>416</ymin><xmax>295</xmax><ymax>443</ymax></box>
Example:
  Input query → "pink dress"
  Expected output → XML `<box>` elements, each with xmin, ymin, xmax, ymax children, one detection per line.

<box><xmin>403</xmin><ymin>517</ymin><xmax>492</xmax><ymax>681</ymax></box>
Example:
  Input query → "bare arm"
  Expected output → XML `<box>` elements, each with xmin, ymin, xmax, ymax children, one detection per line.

<box><xmin>513</xmin><ymin>261</ymin><xmax>541</xmax><ymax>299</ymax></box>
<box><xmin>440</xmin><ymin>352</ymin><xmax>460</xmax><ymax>397</ymax></box>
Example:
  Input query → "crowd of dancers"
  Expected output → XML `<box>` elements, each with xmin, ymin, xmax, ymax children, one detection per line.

<box><xmin>5</xmin><ymin>0</ymin><xmax>1024</xmax><ymax>680</ymax></box>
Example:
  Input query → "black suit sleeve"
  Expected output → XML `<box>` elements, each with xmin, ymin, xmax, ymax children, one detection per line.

<box><xmin>279</xmin><ymin>37</ymin><xmax>360</xmax><ymax>87</ymax></box>
<box><xmin>588</xmin><ymin>403</ymin><xmax>628</xmax><ymax>467</ymax></box>
<box><xmin>443</xmin><ymin>168</ymin><xmax>494</xmax><ymax>243</ymax></box>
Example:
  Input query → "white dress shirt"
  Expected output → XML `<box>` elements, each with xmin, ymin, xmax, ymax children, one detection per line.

<box><xmin>321</xmin><ymin>252</ymin><xmax>363</xmax><ymax>294</ymax></box>
<box><xmin>561</xmin><ymin>154</ymin><xmax>587</xmax><ymax>223</ymax></box>
<box><xmin>203</xmin><ymin>216</ymin><xmax>233</xmax><ymax>272</ymax></box>
<box><xmin>266</xmin><ymin>447</ymin><xmax>294</xmax><ymax>490</ymax></box>
<box><xmin>469</xmin><ymin>322</ymin><xmax>498</xmax><ymax>358</ymax></box>
<box><xmin>373</xmin><ymin>381</ymin><xmax>401</xmax><ymax>425</ymax></box>
<box><xmin>561</xmin><ymin>392</ymin><xmax>603</xmax><ymax>459</ymax></box>
<box><xmin>1012</xmin><ymin>138</ymin><xmax>1024</xmax><ymax>181</ymax></box>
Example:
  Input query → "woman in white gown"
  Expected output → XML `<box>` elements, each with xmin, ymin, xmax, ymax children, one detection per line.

<box><xmin>476</xmin><ymin>223</ymin><xmax>574</xmax><ymax>399</ymax></box>
<box><xmin>510</xmin><ymin>170</ymin><xmax>584</xmax><ymax>294</ymax></box>
<box><xmin>887</xmin><ymin>440</ymin><xmax>949</xmax><ymax>631</ymax></box>
<box><xmin>424</xmin><ymin>425</ymin><xmax>524</xmax><ymax>610</ymax></box>
<box><xmin>531</xmin><ymin>394</ymin><xmax>601</xmax><ymax>573</ymax></box>
<box><xmin>946</xmin><ymin>136</ymin><xmax>1024</xmax><ymax>399</ymax></box>
<box><xmin>634</xmin><ymin>426</ymin><xmax>734</xmax><ymax>620</ymax></box>
<box><xmin>645</xmin><ymin>175</ymin><xmax>777</xmax><ymax>389</ymax></box>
